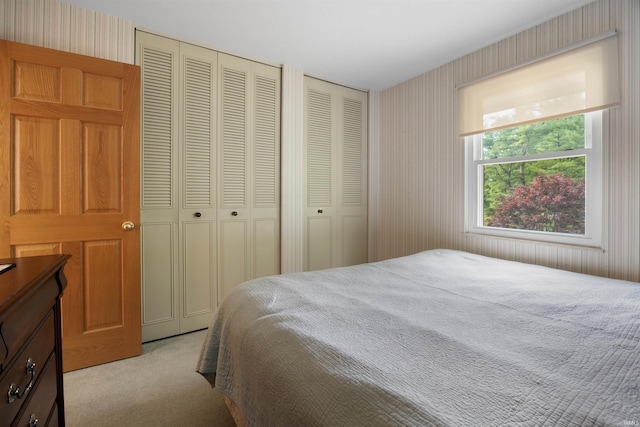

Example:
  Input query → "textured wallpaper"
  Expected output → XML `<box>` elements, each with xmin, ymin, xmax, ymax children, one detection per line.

<box><xmin>0</xmin><ymin>0</ymin><xmax>134</xmax><ymax>63</ymax></box>
<box><xmin>372</xmin><ymin>0</ymin><xmax>640</xmax><ymax>281</ymax></box>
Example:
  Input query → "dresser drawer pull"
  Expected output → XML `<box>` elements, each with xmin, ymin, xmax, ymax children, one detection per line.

<box><xmin>7</xmin><ymin>357</ymin><xmax>36</xmax><ymax>403</ymax></box>
<box><xmin>29</xmin><ymin>414</ymin><xmax>38</xmax><ymax>427</ymax></box>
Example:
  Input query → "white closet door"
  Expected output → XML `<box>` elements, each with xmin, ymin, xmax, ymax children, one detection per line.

<box><xmin>304</xmin><ymin>80</ymin><xmax>335</xmax><ymax>271</ymax></box>
<box><xmin>178</xmin><ymin>42</ymin><xmax>218</xmax><ymax>333</ymax></box>
<box><xmin>218</xmin><ymin>54</ymin><xmax>281</xmax><ymax>300</ymax></box>
<box><xmin>303</xmin><ymin>77</ymin><xmax>368</xmax><ymax>271</ymax></box>
<box><xmin>338</xmin><ymin>91</ymin><xmax>368</xmax><ymax>267</ymax></box>
<box><xmin>252</xmin><ymin>66</ymin><xmax>281</xmax><ymax>279</ymax></box>
<box><xmin>218</xmin><ymin>54</ymin><xmax>251</xmax><ymax>300</ymax></box>
<box><xmin>137</xmin><ymin>32</ymin><xmax>218</xmax><ymax>342</ymax></box>
<box><xmin>137</xmin><ymin>32</ymin><xmax>180</xmax><ymax>341</ymax></box>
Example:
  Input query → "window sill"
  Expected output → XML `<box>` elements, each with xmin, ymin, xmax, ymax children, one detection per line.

<box><xmin>463</xmin><ymin>231</ymin><xmax>605</xmax><ymax>253</ymax></box>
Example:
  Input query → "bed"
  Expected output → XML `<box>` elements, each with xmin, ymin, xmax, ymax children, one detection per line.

<box><xmin>197</xmin><ymin>249</ymin><xmax>640</xmax><ymax>426</ymax></box>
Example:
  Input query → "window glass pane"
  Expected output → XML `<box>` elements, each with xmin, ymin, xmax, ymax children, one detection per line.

<box><xmin>482</xmin><ymin>115</ymin><xmax>584</xmax><ymax>160</ymax></box>
<box><xmin>483</xmin><ymin>156</ymin><xmax>585</xmax><ymax>234</ymax></box>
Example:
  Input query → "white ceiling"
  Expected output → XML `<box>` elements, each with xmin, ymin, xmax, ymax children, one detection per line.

<box><xmin>64</xmin><ymin>0</ymin><xmax>596</xmax><ymax>91</ymax></box>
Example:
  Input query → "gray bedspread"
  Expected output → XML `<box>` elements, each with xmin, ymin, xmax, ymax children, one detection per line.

<box><xmin>197</xmin><ymin>249</ymin><xmax>640</xmax><ymax>426</ymax></box>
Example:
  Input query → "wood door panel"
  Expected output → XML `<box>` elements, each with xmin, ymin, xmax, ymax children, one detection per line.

<box><xmin>61</xmin><ymin>119</ymin><xmax>82</xmax><ymax>215</ymax></box>
<box><xmin>62</xmin><ymin>328</ymin><xmax>133</xmax><ymax>370</ymax></box>
<box><xmin>1</xmin><ymin>40</ymin><xmax>141</xmax><ymax>372</ymax></box>
<box><xmin>13</xmin><ymin>60</ymin><xmax>61</xmax><ymax>102</ymax></box>
<box><xmin>9</xmin><ymin>215</ymin><xmax>130</xmax><ymax>243</ymax></box>
<box><xmin>59</xmin><ymin>242</ymin><xmax>83</xmax><ymax>338</ymax></box>
<box><xmin>10</xmin><ymin>99</ymin><xmax>124</xmax><ymax>123</ymax></box>
<box><xmin>12</xmin><ymin>243</ymin><xmax>63</xmax><ymax>257</ymax></box>
<box><xmin>83</xmin><ymin>240</ymin><xmax>124</xmax><ymax>331</ymax></box>
<box><xmin>12</xmin><ymin>52</ymin><xmax>127</xmax><ymax>111</ymax></box>
<box><xmin>13</xmin><ymin>115</ymin><xmax>60</xmax><ymax>214</ymax></box>
<box><xmin>83</xmin><ymin>73</ymin><xmax>123</xmax><ymax>110</ymax></box>
<box><xmin>83</xmin><ymin>122</ymin><xmax>122</xmax><ymax>212</ymax></box>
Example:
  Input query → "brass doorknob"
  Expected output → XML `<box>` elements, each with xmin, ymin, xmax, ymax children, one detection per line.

<box><xmin>122</xmin><ymin>221</ymin><xmax>135</xmax><ymax>231</ymax></box>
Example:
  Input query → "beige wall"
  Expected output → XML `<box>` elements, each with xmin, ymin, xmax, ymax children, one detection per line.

<box><xmin>371</xmin><ymin>0</ymin><xmax>640</xmax><ymax>281</ymax></box>
<box><xmin>0</xmin><ymin>0</ymin><xmax>134</xmax><ymax>63</ymax></box>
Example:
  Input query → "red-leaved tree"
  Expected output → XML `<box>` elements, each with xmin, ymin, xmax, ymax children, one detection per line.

<box><xmin>487</xmin><ymin>174</ymin><xmax>585</xmax><ymax>234</ymax></box>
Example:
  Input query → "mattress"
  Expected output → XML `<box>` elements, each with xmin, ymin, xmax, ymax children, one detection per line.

<box><xmin>197</xmin><ymin>249</ymin><xmax>640</xmax><ymax>426</ymax></box>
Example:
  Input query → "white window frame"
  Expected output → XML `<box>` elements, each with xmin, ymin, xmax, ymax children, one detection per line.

<box><xmin>465</xmin><ymin>111</ymin><xmax>603</xmax><ymax>248</ymax></box>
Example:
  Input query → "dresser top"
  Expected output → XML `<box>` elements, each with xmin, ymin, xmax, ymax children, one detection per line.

<box><xmin>0</xmin><ymin>255</ymin><xmax>70</xmax><ymax>316</ymax></box>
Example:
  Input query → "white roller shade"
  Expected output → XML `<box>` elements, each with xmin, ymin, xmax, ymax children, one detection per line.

<box><xmin>458</xmin><ymin>33</ymin><xmax>620</xmax><ymax>136</ymax></box>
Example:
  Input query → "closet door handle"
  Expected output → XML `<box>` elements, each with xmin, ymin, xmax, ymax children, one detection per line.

<box><xmin>194</xmin><ymin>212</ymin><xmax>202</xmax><ymax>218</ymax></box>
<box><xmin>317</xmin><ymin>209</ymin><xmax>323</xmax><ymax>214</ymax></box>
<box><xmin>231</xmin><ymin>211</ymin><xmax>238</xmax><ymax>217</ymax></box>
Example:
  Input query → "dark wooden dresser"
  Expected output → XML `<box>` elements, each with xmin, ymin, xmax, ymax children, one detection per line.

<box><xmin>0</xmin><ymin>255</ymin><xmax>69</xmax><ymax>427</ymax></box>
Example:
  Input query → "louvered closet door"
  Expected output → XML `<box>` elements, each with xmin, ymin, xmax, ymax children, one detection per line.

<box><xmin>177</xmin><ymin>42</ymin><xmax>217</xmax><ymax>333</ymax></box>
<box><xmin>304</xmin><ymin>79</ymin><xmax>335</xmax><ymax>271</ymax></box>
<box><xmin>218</xmin><ymin>53</ymin><xmax>280</xmax><ymax>300</ymax></box>
<box><xmin>338</xmin><ymin>90</ymin><xmax>368</xmax><ymax>266</ymax></box>
<box><xmin>304</xmin><ymin>77</ymin><xmax>368</xmax><ymax>271</ymax></box>
<box><xmin>252</xmin><ymin>65</ymin><xmax>281</xmax><ymax>280</ymax></box>
<box><xmin>137</xmin><ymin>32</ymin><xmax>218</xmax><ymax>341</ymax></box>
<box><xmin>137</xmin><ymin>32</ymin><xmax>181</xmax><ymax>341</ymax></box>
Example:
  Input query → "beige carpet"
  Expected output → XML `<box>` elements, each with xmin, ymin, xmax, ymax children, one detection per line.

<box><xmin>63</xmin><ymin>329</ymin><xmax>236</xmax><ymax>427</ymax></box>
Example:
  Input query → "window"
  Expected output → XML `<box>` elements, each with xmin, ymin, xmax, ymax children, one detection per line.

<box><xmin>458</xmin><ymin>32</ymin><xmax>618</xmax><ymax>248</ymax></box>
<box><xmin>465</xmin><ymin>111</ymin><xmax>602</xmax><ymax>247</ymax></box>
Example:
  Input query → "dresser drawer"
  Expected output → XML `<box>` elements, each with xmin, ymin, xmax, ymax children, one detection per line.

<box><xmin>47</xmin><ymin>404</ymin><xmax>59</xmax><ymax>427</ymax></box>
<box><xmin>0</xmin><ymin>279</ymin><xmax>58</xmax><ymax>372</ymax></box>
<box><xmin>0</xmin><ymin>255</ymin><xmax>69</xmax><ymax>427</ymax></box>
<box><xmin>0</xmin><ymin>312</ymin><xmax>55</xmax><ymax>423</ymax></box>
<box><xmin>15</xmin><ymin>353</ymin><xmax>58</xmax><ymax>427</ymax></box>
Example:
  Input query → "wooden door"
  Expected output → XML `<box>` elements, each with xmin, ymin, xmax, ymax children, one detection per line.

<box><xmin>0</xmin><ymin>40</ymin><xmax>141</xmax><ymax>371</ymax></box>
